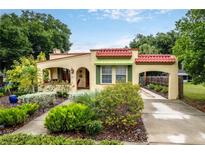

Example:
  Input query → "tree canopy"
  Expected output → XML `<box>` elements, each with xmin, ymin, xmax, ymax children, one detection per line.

<box><xmin>173</xmin><ymin>9</ymin><xmax>205</xmax><ymax>84</ymax></box>
<box><xmin>129</xmin><ymin>30</ymin><xmax>178</xmax><ymax>54</ymax></box>
<box><xmin>0</xmin><ymin>10</ymin><xmax>72</xmax><ymax>70</ymax></box>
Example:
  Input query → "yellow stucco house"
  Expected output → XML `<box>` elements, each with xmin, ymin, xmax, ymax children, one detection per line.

<box><xmin>37</xmin><ymin>48</ymin><xmax>178</xmax><ymax>99</ymax></box>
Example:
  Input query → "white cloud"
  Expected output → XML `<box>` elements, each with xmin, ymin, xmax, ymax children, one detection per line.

<box><xmin>88</xmin><ymin>9</ymin><xmax>147</xmax><ymax>23</ymax></box>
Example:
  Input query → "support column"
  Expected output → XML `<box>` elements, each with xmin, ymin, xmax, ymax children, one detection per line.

<box><xmin>168</xmin><ymin>72</ymin><xmax>179</xmax><ymax>99</ymax></box>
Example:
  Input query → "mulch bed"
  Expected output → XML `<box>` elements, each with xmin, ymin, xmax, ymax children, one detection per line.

<box><xmin>183</xmin><ymin>98</ymin><xmax>205</xmax><ymax>113</ymax></box>
<box><xmin>51</xmin><ymin>118</ymin><xmax>148</xmax><ymax>143</ymax></box>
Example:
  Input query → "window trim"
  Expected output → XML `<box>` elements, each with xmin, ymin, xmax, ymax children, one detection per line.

<box><xmin>100</xmin><ymin>66</ymin><xmax>112</xmax><ymax>84</ymax></box>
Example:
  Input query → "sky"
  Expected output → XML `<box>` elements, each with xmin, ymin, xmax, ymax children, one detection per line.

<box><xmin>0</xmin><ymin>9</ymin><xmax>187</xmax><ymax>52</ymax></box>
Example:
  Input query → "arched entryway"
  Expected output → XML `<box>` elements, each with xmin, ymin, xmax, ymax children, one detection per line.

<box><xmin>139</xmin><ymin>71</ymin><xmax>169</xmax><ymax>98</ymax></box>
<box><xmin>76</xmin><ymin>67</ymin><xmax>90</xmax><ymax>89</ymax></box>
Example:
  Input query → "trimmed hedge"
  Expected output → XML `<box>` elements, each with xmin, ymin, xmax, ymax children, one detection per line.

<box><xmin>0</xmin><ymin>103</ymin><xmax>39</xmax><ymax>127</ymax></box>
<box><xmin>0</xmin><ymin>134</ymin><xmax>122</xmax><ymax>145</ymax></box>
<box><xmin>45</xmin><ymin>103</ymin><xmax>95</xmax><ymax>132</ymax></box>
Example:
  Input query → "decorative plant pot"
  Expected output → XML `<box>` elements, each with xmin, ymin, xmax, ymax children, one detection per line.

<box><xmin>9</xmin><ymin>95</ymin><xmax>18</xmax><ymax>104</ymax></box>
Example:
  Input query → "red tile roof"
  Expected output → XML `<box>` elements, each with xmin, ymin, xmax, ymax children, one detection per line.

<box><xmin>95</xmin><ymin>48</ymin><xmax>134</xmax><ymax>57</ymax></box>
<box><xmin>135</xmin><ymin>54</ymin><xmax>176</xmax><ymax>64</ymax></box>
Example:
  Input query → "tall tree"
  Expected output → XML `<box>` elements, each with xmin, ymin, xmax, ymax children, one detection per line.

<box><xmin>173</xmin><ymin>9</ymin><xmax>205</xmax><ymax>84</ymax></box>
<box><xmin>129</xmin><ymin>31</ymin><xmax>178</xmax><ymax>54</ymax></box>
<box><xmin>0</xmin><ymin>10</ymin><xmax>72</xmax><ymax>70</ymax></box>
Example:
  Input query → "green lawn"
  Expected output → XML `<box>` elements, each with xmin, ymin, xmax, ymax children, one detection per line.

<box><xmin>184</xmin><ymin>82</ymin><xmax>205</xmax><ymax>102</ymax></box>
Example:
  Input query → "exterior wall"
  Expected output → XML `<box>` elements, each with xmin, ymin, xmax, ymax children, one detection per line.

<box><xmin>37</xmin><ymin>50</ymin><xmax>178</xmax><ymax>100</ymax></box>
<box><xmin>133</xmin><ymin>63</ymin><xmax>179</xmax><ymax>99</ymax></box>
<box><xmin>37</xmin><ymin>54</ymin><xmax>91</xmax><ymax>92</ymax></box>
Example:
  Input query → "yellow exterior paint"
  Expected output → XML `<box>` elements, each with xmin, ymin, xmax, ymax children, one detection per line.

<box><xmin>37</xmin><ymin>49</ymin><xmax>179</xmax><ymax>99</ymax></box>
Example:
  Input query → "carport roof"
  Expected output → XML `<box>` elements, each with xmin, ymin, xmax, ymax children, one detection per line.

<box><xmin>135</xmin><ymin>54</ymin><xmax>176</xmax><ymax>64</ymax></box>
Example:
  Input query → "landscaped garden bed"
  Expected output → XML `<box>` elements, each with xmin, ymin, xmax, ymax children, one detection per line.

<box><xmin>44</xmin><ymin>83</ymin><xmax>148</xmax><ymax>143</ymax></box>
<box><xmin>143</xmin><ymin>83</ymin><xmax>168</xmax><ymax>98</ymax></box>
<box><xmin>0</xmin><ymin>91</ymin><xmax>68</xmax><ymax>135</ymax></box>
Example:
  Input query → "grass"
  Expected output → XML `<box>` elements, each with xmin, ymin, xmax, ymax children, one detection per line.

<box><xmin>184</xmin><ymin>82</ymin><xmax>205</xmax><ymax>102</ymax></box>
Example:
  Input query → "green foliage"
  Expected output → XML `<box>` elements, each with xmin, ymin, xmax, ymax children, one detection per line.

<box><xmin>6</xmin><ymin>56</ymin><xmax>38</xmax><ymax>93</ymax></box>
<box><xmin>99</xmin><ymin>140</ymin><xmax>123</xmax><ymax>145</ymax></box>
<box><xmin>45</xmin><ymin>103</ymin><xmax>95</xmax><ymax>132</ymax></box>
<box><xmin>147</xmin><ymin>83</ymin><xmax>155</xmax><ymax>89</ymax></box>
<box><xmin>18</xmin><ymin>92</ymin><xmax>56</xmax><ymax>110</ymax></box>
<box><xmin>17</xmin><ymin>103</ymin><xmax>40</xmax><ymax>116</ymax></box>
<box><xmin>72</xmin><ymin>92</ymin><xmax>98</xmax><ymax>109</ymax></box>
<box><xmin>0</xmin><ymin>11</ymin><xmax>72</xmax><ymax>70</ymax></box>
<box><xmin>56</xmin><ymin>91</ymin><xmax>69</xmax><ymax>98</ymax></box>
<box><xmin>0</xmin><ymin>92</ymin><xmax>4</xmax><ymax>97</ymax></box>
<box><xmin>0</xmin><ymin>103</ymin><xmax>39</xmax><ymax>127</ymax></box>
<box><xmin>139</xmin><ymin>43</ymin><xmax>159</xmax><ymax>54</ymax></box>
<box><xmin>0</xmin><ymin>107</ymin><xmax>27</xmax><ymax>127</ymax></box>
<box><xmin>184</xmin><ymin>82</ymin><xmax>205</xmax><ymax>101</ymax></box>
<box><xmin>153</xmin><ymin>84</ymin><xmax>163</xmax><ymax>92</ymax></box>
<box><xmin>0</xmin><ymin>134</ymin><xmax>123</xmax><ymax>145</ymax></box>
<box><xmin>129</xmin><ymin>31</ymin><xmax>178</xmax><ymax>54</ymax></box>
<box><xmin>160</xmin><ymin>86</ymin><xmax>168</xmax><ymax>94</ymax></box>
<box><xmin>85</xmin><ymin>120</ymin><xmax>103</xmax><ymax>136</ymax></box>
<box><xmin>173</xmin><ymin>9</ymin><xmax>205</xmax><ymax>84</ymax></box>
<box><xmin>95</xmin><ymin>82</ymin><xmax>144</xmax><ymax>128</ymax></box>
<box><xmin>147</xmin><ymin>83</ymin><xmax>168</xmax><ymax>94</ymax></box>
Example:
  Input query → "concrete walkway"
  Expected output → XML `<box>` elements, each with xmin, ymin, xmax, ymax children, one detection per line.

<box><xmin>14</xmin><ymin>100</ymin><xmax>71</xmax><ymax>135</ymax></box>
<box><xmin>141</xmin><ymin>88</ymin><xmax>205</xmax><ymax>145</ymax></box>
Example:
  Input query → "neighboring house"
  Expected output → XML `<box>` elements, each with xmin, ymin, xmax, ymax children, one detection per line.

<box><xmin>37</xmin><ymin>48</ymin><xmax>179</xmax><ymax>99</ymax></box>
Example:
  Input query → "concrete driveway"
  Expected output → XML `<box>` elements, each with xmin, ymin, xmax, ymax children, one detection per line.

<box><xmin>141</xmin><ymin>88</ymin><xmax>205</xmax><ymax>145</ymax></box>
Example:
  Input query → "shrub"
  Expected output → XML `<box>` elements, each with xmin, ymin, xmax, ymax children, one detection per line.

<box><xmin>17</xmin><ymin>103</ymin><xmax>40</xmax><ymax>115</ymax></box>
<box><xmin>153</xmin><ymin>84</ymin><xmax>163</xmax><ymax>92</ymax></box>
<box><xmin>147</xmin><ymin>83</ymin><xmax>155</xmax><ymax>89</ymax></box>
<box><xmin>18</xmin><ymin>92</ymin><xmax>56</xmax><ymax>109</ymax></box>
<box><xmin>0</xmin><ymin>103</ymin><xmax>39</xmax><ymax>127</ymax></box>
<box><xmin>0</xmin><ymin>134</ymin><xmax>123</xmax><ymax>145</ymax></box>
<box><xmin>160</xmin><ymin>86</ymin><xmax>168</xmax><ymax>94</ymax></box>
<box><xmin>72</xmin><ymin>92</ymin><xmax>98</xmax><ymax>109</ymax></box>
<box><xmin>100</xmin><ymin>140</ymin><xmax>122</xmax><ymax>145</ymax></box>
<box><xmin>56</xmin><ymin>91</ymin><xmax>69</xmax><ymax>98</ymax></box>
<box><xmin>0</xmin><ymin>92</ymin><xmax>3</xmax><ymax>97</ymax></box>
<box><xmin>95</xmin><ymin>82</ymin><xmax>144</xmax><ymax>128</ymax></box>
<box><xmin>0</xmin><ymin>107</ymin><xmax>27</xmax><ymax>127</ymax></box>
<box><xmin>85</xmin><ymin>120</ymin><xmax>103</xmax><ymax>136</ymax></box>
<box><xmin>45</xmin><ymin>103</ymin><xmax>95</xmax><ymax>132</ymax></box>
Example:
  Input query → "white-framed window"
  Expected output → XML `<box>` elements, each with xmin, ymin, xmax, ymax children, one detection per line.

<box><xmin>116</xmin><ymin>66</ymin><xmax>127</xmax><ymax>83</ymax></box>
<box><xmin>101</xmin><ymin>66</ymin><xmax>112</xmax><ymax>84</ymax></box>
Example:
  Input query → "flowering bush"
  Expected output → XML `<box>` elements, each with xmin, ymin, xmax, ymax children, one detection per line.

<box><xmin>95</xmin><ymin>82</ymin><xmax>144</xmax><ymax>128</ymax></box>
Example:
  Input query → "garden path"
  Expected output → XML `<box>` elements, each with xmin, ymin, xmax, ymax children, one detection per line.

<box><xmin>14</xmin><ymin>100</ymin><xmax>71</xmax><ymax>135</ymax></box>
